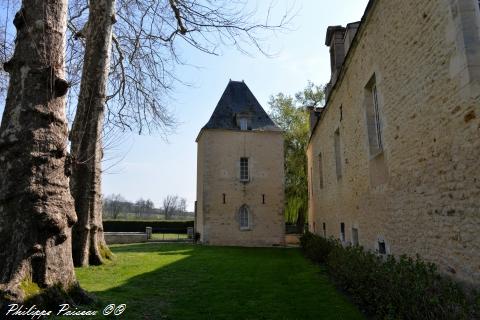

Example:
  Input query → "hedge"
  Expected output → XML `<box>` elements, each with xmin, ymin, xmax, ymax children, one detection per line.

<box><xmin>300</xmin><ymin>232</ymin><xmax>480</xmax><ymax>320</ymax></box>
<box><xmin>103</xmin><ymin>220</ymin><xmax>193</xmax><ymax>233</ymax></box>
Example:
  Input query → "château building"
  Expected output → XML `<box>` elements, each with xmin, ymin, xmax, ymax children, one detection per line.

<box><xmin>307</xmin><ymin>0</ymin><xmax>480</xmax><ymax>284</ymax></box>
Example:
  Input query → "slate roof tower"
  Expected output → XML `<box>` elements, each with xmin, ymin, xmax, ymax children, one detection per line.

<box><xmin>195</xmin><ymin>80</ymin><xmax>285</xmax><ymax>246</ymax></box>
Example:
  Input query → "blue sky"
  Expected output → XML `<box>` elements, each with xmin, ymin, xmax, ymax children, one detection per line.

<box><xmin>0</xmin><ymin>1</ymin><xmax>369</xmax><ymax>210</ymax></box>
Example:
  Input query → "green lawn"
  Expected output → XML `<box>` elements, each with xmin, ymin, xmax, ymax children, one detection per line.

<box><xmin>75</xmin><ymin>243</ymin><xmax>364</xmax><ymax>320</ymax></box>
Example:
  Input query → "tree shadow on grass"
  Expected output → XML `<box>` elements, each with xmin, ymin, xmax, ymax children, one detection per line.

<box><xmin>75</xmin><ymin>243</ymin><xmax>365</xmax><ymax>320</ymax></box>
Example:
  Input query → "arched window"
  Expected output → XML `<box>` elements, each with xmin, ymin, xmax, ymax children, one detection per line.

<box><xmin>239</xmin><ymin>205</ymin><xmax>249</xmax><ymax>230</ymax></box>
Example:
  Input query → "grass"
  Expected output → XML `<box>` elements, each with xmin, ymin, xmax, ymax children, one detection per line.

<box><xmin>74</xmin><ymin>243</ymin><xmax>364</xmax><ymax>320</ymax></box>
<box><xmin>19</xmin><ymin>278</ymin><xmax>41</xmax><ymax>299</ymax></box>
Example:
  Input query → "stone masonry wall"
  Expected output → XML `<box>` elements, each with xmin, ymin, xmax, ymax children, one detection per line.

<box><xmin>197</xmin><ymin>129</ymin><xmax>285</xmax><ymax>247</ymax></box>
<box><xmin>307</xmin><ymin>0</ymin><xmax>480</xmax><ymax>284</ymax></box>
<box><xmin>104</xmin><ymin>232</ymin><xmax>147</xmax><ymax>245</ymax></box>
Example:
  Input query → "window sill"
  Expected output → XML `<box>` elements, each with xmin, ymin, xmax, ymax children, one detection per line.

<box><xmin>369</xmin><ymin>149</ymin><xmax>384</xmax><ymax>160</ymax></box>
<box><xmin>240</xmin><ymin>227</ymin><xmax>251</xmax><ymax>231</ymax></box>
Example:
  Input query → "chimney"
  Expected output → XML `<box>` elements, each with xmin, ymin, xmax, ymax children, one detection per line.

<box><xmin>325</xmin><ymin>26</ymin><xmax>346</xmax><ymax>86</ymax></box>
<box><xmin>344</xmin><ymin>22</ymin><xmax>360</xmax><ymax>54</ymax></box>
<box><xmin>308</xmin><ymin>107</ymin><xmax>323</xmax><ymax>135</ymax></box>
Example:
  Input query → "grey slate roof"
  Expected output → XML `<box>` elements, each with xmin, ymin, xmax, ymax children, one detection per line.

<box><xmin>201</xmin><ymin>80</ymin><xmax>281</xmax><ymax>131</ymax></box>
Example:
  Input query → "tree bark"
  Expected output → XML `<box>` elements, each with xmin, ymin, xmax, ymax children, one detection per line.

<box><xmin>70</xmin><ymin>0</ymin><xmax>116</xmax><ymax>267</ymax></box>
<box><xmin>0</xmin><ymin>0</ymin><xmax>86</xmax><ymax>305</ymax></box>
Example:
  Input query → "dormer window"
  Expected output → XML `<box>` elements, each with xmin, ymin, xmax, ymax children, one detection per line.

<box><xmin>236</xmin><ymin>112</ymin><xmax>252</xmax><ymax>130</ymax></box>
<box><xmin>239</xmin><ymin>117</ymin><xmax>248</xmax><ymax>130</ymax></box>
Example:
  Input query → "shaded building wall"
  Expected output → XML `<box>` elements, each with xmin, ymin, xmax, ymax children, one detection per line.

<box><xmin>307</xmin><ymin>0</ymin><xmax>480</xmax><ymax>284</ymax></box>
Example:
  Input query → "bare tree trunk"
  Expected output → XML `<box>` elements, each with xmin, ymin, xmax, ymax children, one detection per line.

<box><xmin>0</xmin><ymin>0</ymin><xmax>87</xmax><ymax>305</ymax></box>
<box><xmin>70</xmin><ymin>0</ymin><xmax>115</xmax><ymax>267</ymax></box>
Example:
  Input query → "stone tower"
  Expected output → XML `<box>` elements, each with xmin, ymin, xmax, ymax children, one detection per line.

<box><xmin>195</xmin><ymin>80</ymin><xmax>285</xmax><ymax>246</ymax></box>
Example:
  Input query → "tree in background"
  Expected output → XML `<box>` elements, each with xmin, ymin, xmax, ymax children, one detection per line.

<box><xmin>103</xmin><ymin>194</ymin><xmax>126</xmax><ymax>219</ymax></box>
<box><xmin>163</xmin><ymin>195</ymin><xmax>187</xmax><ymax>220</ymax></box>
<box><xmin>134</xmin><ymin>198</ymin><xmax>155</xmax><ymax>218</ymax></box>
<box><xmin>268</xmin><ymin>82</ymin><xmax>324</xmax><ymax>233</ymax></box>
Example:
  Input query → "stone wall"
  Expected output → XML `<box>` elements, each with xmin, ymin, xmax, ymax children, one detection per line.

<box><xmin>196</xmin><ymin>129</ymin><xmax>285</xmax><ymax>246</ymax></box>
<box><xmin>104</xmin><ymin>232</ymin><xmax>147</xmax><ymax>244</ymax></box>
<box><xmin>307</xmin><ymin>0</ymin><xmax>480</xmax><ymax>284</ymax></box>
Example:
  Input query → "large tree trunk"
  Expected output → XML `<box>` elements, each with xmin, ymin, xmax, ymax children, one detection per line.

<box><xmin>70</xmin><ymin>0</ymin><xmax>116</xmax><ymax>267</ymax></box>
<box><xmin>0</xmin><ymin>0</ymin><xmax>86</xmax><ymax>305</ymax></box>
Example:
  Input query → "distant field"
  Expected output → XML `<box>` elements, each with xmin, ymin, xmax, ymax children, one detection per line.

<box><xmin>74</xmin><ymin>243</ymin><xmax>365</xmax><ymax>319</ymax></box>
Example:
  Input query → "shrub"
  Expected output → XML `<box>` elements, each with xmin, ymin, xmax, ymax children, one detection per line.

<box><xmin>300</xmin><ymin>232</ymin><xmax>336</xmax><ymax>263</ymax></box>
<box><xmin>300</xmin><ymin>232</ymin><xmax>474</xmax><ymax>319</ymax></box>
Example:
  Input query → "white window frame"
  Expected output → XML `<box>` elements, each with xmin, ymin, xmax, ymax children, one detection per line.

<box><xmin>340</xmin><ymin>222</ymin><xmax>345</xmax><ymax>242</ymax></box>
<box><xmin>240</xmin><ymin>157</ymin><xmax>249</xmax><ymax>182</ymax></box>
<box><xmin>365</xmin><ymin>75</ymin><xmax>384</xmax><ymax>158</ymax></box>
<box><xmin>372</xmin><ymin>84</ymin><xmax>383</xmax><ymax>151</ymax></box>
<box><xmin>239</xmin><ymin>118</ymin><xmax>248</xmax><ymax>131</ymax></box>
<box><xmin>239</xmin><ymin>205</ymin><xmax>250</xmax><ymax>230</ymax></box>
<box><xmin>352</xmin><ymin>228</ymin><xmax>359</xmax><ymax>246</ymax></box>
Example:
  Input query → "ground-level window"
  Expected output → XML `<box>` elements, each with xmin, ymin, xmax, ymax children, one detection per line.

<box><xmin>240</xmin><ymin>157</ymin><xmax>249</xmax><ymax>181</ymax></box>
<box><xmin>378</xmin><ymin>241</ymin><xmax>386</xmax><ymax>254</ymax></box>
<box><xmin>340</xmin><ymin>222</ymin><xmax>345</xmax><ymax>242</ymax></box>
<box><xmin>352</xmin><ymin>228</ymin><xmax>359</xmax><ymax>246</ymax></box>
<box><xmin>322</xmin><ymin>223</ymin><xmax>326</xmax><ymax>237</ymax></box>
<box><xmin>239</xmin><ymin>205</ymin><xmax>250</xmax><ymax>230</ymax></box>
